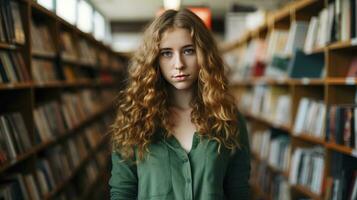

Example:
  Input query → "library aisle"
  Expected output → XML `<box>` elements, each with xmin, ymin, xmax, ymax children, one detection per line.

<box><xmin>224</xmin><ymin>0</ymin><xmax>357</xmax><ymax>199</ymax></box>
<box><xmin>0</xmin><ymin>0</ymin><xmax>127</xmax><ymax>199</ymax></box>
<box><xmin>1</xmin><ymin>0</ymin><xmax>357</xmax><ymax>200</ymax></box>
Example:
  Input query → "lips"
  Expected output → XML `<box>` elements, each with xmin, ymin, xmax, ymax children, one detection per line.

<box><xmin>173</xmin><ymin>74</ymin><xmax>189</xmax><ymax>81</ymax></box>
<box><xmin>173</xmin><ymin>74</ymin><xmax>188</xmax><ymax>78</ymax></box>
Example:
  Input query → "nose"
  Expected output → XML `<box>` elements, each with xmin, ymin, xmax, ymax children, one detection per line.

<box><xmin>174</xmin><ymin>53</ymin><xmax>184</xmax><ymax>70</ymax></box>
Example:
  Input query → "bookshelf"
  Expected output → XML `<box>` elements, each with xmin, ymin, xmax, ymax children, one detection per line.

<box><xmin>224</xmin><ymin>0</ymin><xmax>357</xmax><ymax>199</ymax></box>
<box><xmin>0</xmin><ymin>0</ymin><xmax>126</xmax><ymax>199</ymax></box>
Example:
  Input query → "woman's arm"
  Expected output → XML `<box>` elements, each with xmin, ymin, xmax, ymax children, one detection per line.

<box><xmin>224</xmin><ymin>112</ymin><xmax>251</xmax><ymax>200</ymax></box>
<box><xmin>109</xmin><ymin>152</ymin><xmax>138</xmax><ymax>200</ymax></box>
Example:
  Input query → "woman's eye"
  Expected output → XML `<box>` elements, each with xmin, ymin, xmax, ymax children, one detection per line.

<box><xmin>160</xmin><ymin>51</ymin><xmax>172</xmax><ymax>57</ymax></box>
<box><xmin>183</xmin><ymin>48</ymin><xmax>195</xmax><ymax>55</ymax></box>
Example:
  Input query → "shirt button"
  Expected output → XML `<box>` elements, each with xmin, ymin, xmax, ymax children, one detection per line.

<box><xmin>186</xmin><ymin>179</ymin><xmax>191</xmax><ymax>184</ymax></box>
<box><xmin>183</xmin><ymin>158</ymin><xmax>188</xmax><ymax>162</ymax></box>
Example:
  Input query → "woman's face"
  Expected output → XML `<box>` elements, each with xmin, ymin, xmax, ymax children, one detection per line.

<box><xmin>158</xmin><ymin>27</ymin><xmax>200</xmax><ymax>91</ymax></box>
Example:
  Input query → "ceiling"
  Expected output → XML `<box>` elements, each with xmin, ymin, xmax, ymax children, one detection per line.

<box><xmin>91</xmin><ymin>0</ymin><xmax>289</xmax><ymax>21</ymax></box>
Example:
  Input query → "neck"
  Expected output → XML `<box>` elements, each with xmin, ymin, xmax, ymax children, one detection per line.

<box><xmin>169</xmin><ymin>87</ymin><xmax>193</xmax><ymax>110</ymax></box>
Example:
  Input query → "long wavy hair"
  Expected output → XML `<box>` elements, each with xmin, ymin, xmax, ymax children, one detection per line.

<box><xmin>111</xmin><ymin>8</ymin><xmax>240</xmax><ymax>161</ymax></box>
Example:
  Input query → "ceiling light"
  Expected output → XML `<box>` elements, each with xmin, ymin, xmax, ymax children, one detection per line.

<box><xmin>163</xmin><ymin>0</ymin><xmax>181</xmax><ymax>10</ymax></box>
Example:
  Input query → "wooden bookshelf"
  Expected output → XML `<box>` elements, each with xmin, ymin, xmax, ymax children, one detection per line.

<box><xmin>224</xmin><ymin>0</ymin><xmax>357</xmax><ymax>199</ymax></box>
<box><xmin>0</xmin><ymin>0</ymin><xmax>127</xmax><ymax>199</ymax></box>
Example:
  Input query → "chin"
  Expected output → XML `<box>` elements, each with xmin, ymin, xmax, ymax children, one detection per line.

<box><xmin>171</xmin><ymin>83</ymin><xmax>193</xmax><ymax>91</ymax></box>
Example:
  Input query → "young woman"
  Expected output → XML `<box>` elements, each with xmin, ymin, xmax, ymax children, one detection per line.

<box><xmin>110</xmin><ymin>8</ymin><xmax>250</xmax><ymax>200</ymax></box>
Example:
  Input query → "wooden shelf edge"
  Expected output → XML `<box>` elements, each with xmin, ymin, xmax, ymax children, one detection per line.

<box><xmin>291</xmin><ymin>184</ymin><xmax>322</xmax><ymax>200</ymax></box>
<box><xmin>0</xmin><ymin>42</ymin><xmax>18</xmax><ymax>50</ymax></box>
<box><xmin>243</xmin><ymin>111</ymin><xmax>291</xmax><ymax>133</ymax></box>
<box><xmin>31</xmin><ymin>51</ymin><xmax>56</xmax><ymax>59</ymax></box>
<box><xmin>325</xmin><ymin>142</ymin><xmax>353</xmax><ymax>156</ymax></box>
<box><xmin>250</xmin><ymin>183</ymin><xmax>271</xmax><ymax>200</ymax></box>
<box><xmin>0</xmin><ymin>82</ymin><xmax>32</xmax><ymax>90</ymax></box>
<box><xmin>293</xmin><ymin>133</ymin><xmax>325</xmax><ymax>145</ymax></box>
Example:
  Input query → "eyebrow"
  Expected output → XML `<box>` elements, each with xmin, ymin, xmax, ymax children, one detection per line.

<box><xmin>159</xmin><ymin>44</ymin><xmax>194</xmax><ymax>51</ymax></box>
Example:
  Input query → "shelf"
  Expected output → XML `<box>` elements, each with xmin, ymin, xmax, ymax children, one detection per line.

<box><xmin>44</xmin><ymin>135</ymin><xmax>108</xmax><ymax>200</ymax></box>
<box><xmin>326</xmin><ymin>77</ymin><xmax>357</xmax><ymax>85</ymax></box>
<box><xmin>270</xmin><ymin>6</ymin><xmax>291</xmax><ymax>25</ymax></box>
<box><xmin>305</xmin><ymin>47</ymin><xmax>325</xmax><ymax>55</ymax></box>
<box><xmin>325</xmin><ymin>142</ymin><xmax>354</xmax><ymax>156</ymax></box>
<box><xmin>0</xmin><ymin>148</ymin><xmax>38</xmax><ymax>175</ymax></box>
<box><xmin>32</xmin><ymin>51</ymin><xmax>57</xmax><ymax>59</ymax></box>
<box><xmin>291</xmin><ymin>185</ymin><xmax>321</xmax><ymax>200</ymax></box>
<box><xmin>244</xmin><ymin>112</ymin><xmax>357</xmax><ymax>157</ymax></box>
<box><xmin>79</xmin><ymin>158</ymin><xmax>109</xmax><ymax>200</ymax></box>
<box><xmin>293</xmin><ymin>134</ymin><xmax>325</xmax><ymax>145</ymax></box>
<box><xmin>0</xmin><ymin>42</ymin><xmax>17</xmax><ymax>50</ymax></box>
<box><xmin>251</xmin><ymin>183</ymin><xmax>271</xmax><ymax>200</ymax></box>
<box><xmin>328</xmin><ymin>40</ymin><xmax>357</xmax><ymax>51</ymax></box>
<box><xmin>0</xmin><ymin>82</ymin><xmax>33</xmax><ymax>90</ymax></box>
<box><xmin>230</xmin><ymin>77</ymin><xmax>326</xmax><ymax>86</ymax></box>
<box><xmin>243</xmin><ymin>111</ymin><xmax>291</xmax><ymax>133</ymax></box>
<box><xmin>0</xmin><ymin>103</ymin><xmax>113</xmax><ymax>175</ymax></box>
<box><xmin>291</xmin><ymin>78</ymin><xmax>325</xmax><ymax>85</ymax></box>
<box><xmin>294</xmin><ymin>0</ymin><xmax>324</xmax><ymax>13</ymax></box>
<box><xmin>267</xmin><ymin>164</ymin><xmax>289</xmax><ymax>178</ymax></box>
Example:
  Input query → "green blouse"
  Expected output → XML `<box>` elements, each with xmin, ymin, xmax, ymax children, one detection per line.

<box><xmin>109</xmin><ymin>113</ymin><xmax>251</xmax><ymax>200</ymax></box>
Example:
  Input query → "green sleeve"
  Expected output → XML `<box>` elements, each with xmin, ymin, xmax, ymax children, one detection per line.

<box><xmin>109</xmin><ymin>152</ymin><xmax>138</xmax><ymax>200</ymax></box>
<box><xmin>224</xmin><ymin>112</ymin><xmax>251</xmax><ymax>200</ymax></box>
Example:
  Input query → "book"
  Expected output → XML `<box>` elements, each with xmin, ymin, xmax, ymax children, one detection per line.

<box><xmin>31</xmin><ymin>19</ymin><xmax>55</xmax><ymax>55</ymax></box>
<box><xmin>10</xmin><ymin>1</ymin><xmax>25</xmax><ymax>44</ymax></box>
<box><xmin>304</xmin><ymin>17</ymin><xmax>319</xmax><ymax>53</ymax></box>
<box><xmin>289</xmin><ymin>147</ymin><xmax>324</xmax><ymax>194</ymax></box>
<box><xmin>60</xmin><ymin>31</ymin><xmax>78</xmax><ymax>61</ymax></box>
<box><xmin>265</xmin><ymin>55</ymin><xmax>290</xmax><ymax>78</ymax></box>
<box><xmin>0</xmin><ymin>8</ymin><xmax>6</xmax><ymax>42</ymax></box>
<box><xmin>287</xmin><ymin>49</ymin><xmax>325</xmax><ymax>78</ymax></box>
<box><xmin>327</xmin><ymin>105</ymin><xmax>357</xmax><ymax>148</ymax></box>
<box><xmin>0</xmin><ymin>0</ymin><xmax>14</xmax><ymax>43</ymax></box>
<box><xmin>346</xmin><ymin>57</ymin><xmax>357</xmax><ymax>77</ymax></box>
<box><xmin>284</xmin><ymin>20</ymin><xmax>309</xmax><ymax>55</ymax></box>
<box><xmin>0</xmin><ymin>51</ymin><xmax>18</xmax><ymax>82</ymax></box>
<box><xmin>31</xmin><ymin>59</ymin><xmax>58</xmax><ymax>83</ymax></box>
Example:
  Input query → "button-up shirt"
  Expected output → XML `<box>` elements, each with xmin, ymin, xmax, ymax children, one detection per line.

<box><xmin>109</xmin><ymin>113</ymin><xmax>250</xmax><ymax>200</ymax></box>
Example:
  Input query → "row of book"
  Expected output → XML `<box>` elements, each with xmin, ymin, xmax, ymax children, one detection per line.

<box><xmin>238</xmin><ymin>86</ymin><xmax>357</xmax><ymax>149</ymax></box>
<box><xmin>63</xmin><ymin>65</ymin><xmax>92</xmax><ymax>82</ymax></box>
<box><xmin>263</xmin><ymin>151</ymin><xmax>357</xmax><ymax>200</ymax></box>
<box><xmin>324</xmin><ymin>152</ymin><xmax>357</xmax><ymax>200</ymax></box>
<box><xmin>31</xmin><ymin>19</ymin><xmax>55</xmax><ymax>56</ymax></box>
<box><xmin>301</xmin><ymin>0</ymin><xmax>356</xmax><ymax>54</ymax></box>
<box><xmin>61</xmin><ymin>30</ymin><xmax>123</xmax><ymax>69</ymax></box>
<box><xmin>0</xmin><ymin>50</ymin><xmax>29</xmax><ymax>83</ymax></box>
<box><xmin>326</xmin><ymin>104</ymin><xmax>357</xmax><ymax>148</ymax></box>
<box><xmin>31</xmin><ymin>59</ymin><xmax>58</xmax><ymax>83</ymax></box>
<box><xmin>0</xmin><ymin>112</ymin><xmax>31</xmax><ymax>165</ymax></box>
<box><xmin>0</xmin><ymin>173</ymin><xmax>39</xmax><ymax>200</ymax></box>
<box><xmin>34</xmin><ymin>89</ymin><xmax>116</xmax><ymax>143</ymax></box>
<box><xmin>60</xmin><ymin>31</ymin><xmax>77</xmax><ymax>61</ymax></box>
<box><xmin>0</xmin><ymin>117</ymin><xmax>110</xmax><ymax>199</ymax></box>
<box><xmin>228</xmin><ymin>30</ymin><xmax>326</xmax><ymax>82</ymax></box>
<box><xmin>293</xmin><ymin>98</ymin><xmax>326</xmax><ymax>138</ymax></box>
<box><xmin>251</xmin><ymin>129</ymin><xmax>291</xmax><ymax>173</ymax></box>
<box><xmin>0</xmin><ymin>89</ymin><xmax>115</xmax><ymax>166</ymax></box>
<box><xmin>0</xmin><ymin>0</ymin><xmax>25</xmax><ymax>44</ymax></box>
<box><xmin>226</xmin><ymin>1</ymin><xmax>357</xmax><ymax>82</ymax></box>
<box><xmin>31</xmin><ymin>19</ymin><xmax>115</xmax><ymax>68</ymax></box>
<box><xmin>239</xmin><ymin>85</ymin><xmax>291</xmax><ymax>127</ymax></box>
<box><xmin>250</xmin><ymin>160</ymin><xmax>274</xmax><ymax>197</ymax></box>
<box><xmin>289</xmin><ymin>146</ymin><xmax>325</xmax><ymax>195</ymax></box>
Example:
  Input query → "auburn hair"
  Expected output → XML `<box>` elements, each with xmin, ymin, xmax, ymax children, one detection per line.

<box><xmin>111</xmin><ymin>8</ymin><xmax>240</xmax><ymax>161</ymax></box>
